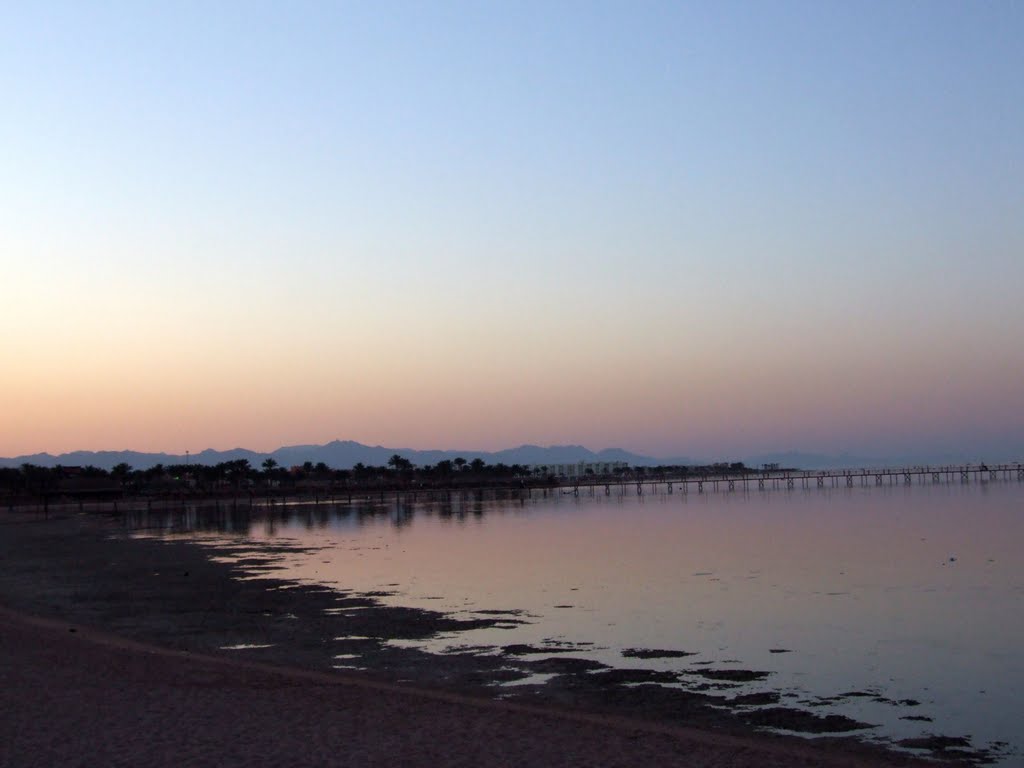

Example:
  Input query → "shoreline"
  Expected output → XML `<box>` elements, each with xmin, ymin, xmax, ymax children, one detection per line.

<box><xmin>0</xmin><ymin>511</ymin><xmax>971</xmax><ymax>767</ymax></box>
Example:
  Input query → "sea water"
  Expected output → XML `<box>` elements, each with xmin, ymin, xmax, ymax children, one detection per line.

<box><xmin>131</xmin><ymin>480</ymin><xmax>1024</xmax><ymax>763</ymax></box>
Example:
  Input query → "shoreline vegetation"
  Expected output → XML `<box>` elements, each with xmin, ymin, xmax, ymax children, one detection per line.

<box><xmin>1</xmin><ymin>456</ymin><xmax>758</xmax><ymax>510</ymax></box>
<box><xmin>3</xmin><ymin>458</ymin><xmax>1018</xmax><ymax>516</ymax></box>
<box><xmin>0</xmin><ymin>510</ymin><xmax>967</xmax><ymax>767</ymax></box>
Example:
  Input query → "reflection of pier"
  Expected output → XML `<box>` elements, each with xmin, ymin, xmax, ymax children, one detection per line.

<box><xmin>559</xmin><ymin>463</ymin><xmax>1024</xmax><ymax>497</ymax></box>
<box><xmin>109</xmin><ymin>461</ymin><xmax>1023</xmax><ymax>535</ymax></box>
<box><xmin>15</xmin><ymin>463</ymin><xmax>1023</xmax><ymax>524</ymax></box>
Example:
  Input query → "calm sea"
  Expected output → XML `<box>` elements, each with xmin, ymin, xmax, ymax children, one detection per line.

<box><xmin>132</xmin><ymin>480</ymin><xmax>1024</xmax><ymax>764</ymax></box>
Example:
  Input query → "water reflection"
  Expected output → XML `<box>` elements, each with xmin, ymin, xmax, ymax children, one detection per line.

<box><xmin>125</xmin><ymin>481</ymin><xmax>1024</xmax><ymax>765</ymax></box>
<box><xmin>121</xmin><ymin>486</ymin><xmax>543</xmax><ymax>535</ymax></box>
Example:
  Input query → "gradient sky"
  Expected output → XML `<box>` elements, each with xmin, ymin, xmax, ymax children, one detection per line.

<box><xmin>2</xmin><ymin>1</ymin><xmax>1022</xmax><ymax>460</ymax></box>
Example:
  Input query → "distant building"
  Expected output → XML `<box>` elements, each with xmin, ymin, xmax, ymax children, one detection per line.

<box><xmin>529</xmin><ymin>461</ymin><xmax>629</xmax><ymax>478</ymax></box>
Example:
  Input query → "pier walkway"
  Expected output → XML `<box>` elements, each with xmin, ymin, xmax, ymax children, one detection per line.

<box><xmin>8</xmin><ymin>463</ymin><xmax>1022</xmax><ymax>518</ymax></box>
<box><xmin>560</xmin><ymin>462</ymin><xmax>1024</xmax><ymax>497</ymax></box>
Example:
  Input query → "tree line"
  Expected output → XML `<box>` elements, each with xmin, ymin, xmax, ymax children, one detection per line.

<box><xmin>1</xmin><ymin>455</ymin><xmax>539</xmax><ymax>501</ymax></box>
<box><xmin>1</xmin><ymin>456</ymin><xmax>751</xmax><ymax>504</ymax></box>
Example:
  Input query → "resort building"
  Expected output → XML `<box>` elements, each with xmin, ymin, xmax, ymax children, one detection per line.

<box><xmin>530</xmin><ymin>461</ymin><xmax>629</xmax><ymax>478</ymax></box>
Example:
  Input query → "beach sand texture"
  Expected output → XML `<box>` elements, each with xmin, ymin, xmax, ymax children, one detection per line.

<box><xmin>0</xmin><ymin>512</ymin><xmax>944</xmax><ymax>767</ymax></box>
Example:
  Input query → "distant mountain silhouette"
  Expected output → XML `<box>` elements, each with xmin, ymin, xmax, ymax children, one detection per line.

<box><xmin>0</xmin><ymin>440</ymin><xmax>681</xmax><ymax>472</ymax></box>
<box><xmin>2</xmin><ymin>441</ymin><xmax>1011</xmax><ymax>472</ymax></box>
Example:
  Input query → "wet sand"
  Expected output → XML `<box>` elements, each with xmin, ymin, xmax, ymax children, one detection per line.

<box><xmin>0</xmin><ymin>511</ymin><xmax>957</xmax><ymax>767</ymax></box>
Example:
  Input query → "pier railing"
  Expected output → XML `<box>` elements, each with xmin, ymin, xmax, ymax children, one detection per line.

<box><xmin>6</xmin><ymin>462</ymin><xmax>1022</xmax><ymax>515</ymax></box>
<box><xmin>556</xmin><ymin>462</ymin><xmax>1024</xmax><ymax>496</ymax></box>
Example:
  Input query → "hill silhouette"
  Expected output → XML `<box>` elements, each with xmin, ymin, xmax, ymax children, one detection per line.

<box><xmin>0</xmin><ymin>440</ymin><xmax>682</xmax><ymax>472</ymax></box>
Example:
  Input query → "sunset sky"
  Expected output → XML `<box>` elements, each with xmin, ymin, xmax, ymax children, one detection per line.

<box><xmin>2</xmin><ymin>2</ymin><xmax>1022</xmax><ymax>461</ymax></box>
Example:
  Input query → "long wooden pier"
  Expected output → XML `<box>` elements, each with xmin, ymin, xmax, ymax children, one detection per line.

<box><xmin>558</xmin><ymin>462</ymin><xmax>1024</xmax><ymax>497</ymax></box>
<box><xmin>10</xmin><ymin>462</ymin><xmax>1022</xmax><ymax>520</ymax></box>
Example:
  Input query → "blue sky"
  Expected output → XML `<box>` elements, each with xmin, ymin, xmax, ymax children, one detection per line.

<box><xmin>2</xmin><ymin>2</ymin><xmax>1022</xmax><ymax>459</ymax></box>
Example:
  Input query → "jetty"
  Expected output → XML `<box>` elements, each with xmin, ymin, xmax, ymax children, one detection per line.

<box><xmin>557</xmin><ymin>462</ymin><xmax>1024</xmax><ymax>497</ymax></box>
<box><xmin>7</xmin><ymin>462</ymin><xmax>1022</xmax><ymax>519</ymax></box>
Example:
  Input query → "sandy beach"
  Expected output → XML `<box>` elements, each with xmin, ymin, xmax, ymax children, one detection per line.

<box><xmin>0</xmin><ymin>511</ymin><xmax>953</xmax><ymax>767</ymax></box>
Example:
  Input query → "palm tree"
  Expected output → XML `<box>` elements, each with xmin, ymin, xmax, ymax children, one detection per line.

<box><xmin>260</xmin><ymin>458</ymin><xmax>279</xmax><ymax>488</ymax></box>
<box><xmin>388</xmin><ymin>454</ymin><xmax>412</xmax><ymax>472</ymax></box>
<box><xmin>228</xmin><ymin>459</ymin><xmax>252</xmax><ymax>489</ymax></box>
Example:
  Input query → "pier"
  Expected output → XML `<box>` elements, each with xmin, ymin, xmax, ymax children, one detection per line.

<box><xmin>559</xmin><ymin>462</ymin><xmax>1024</xmax><ymax>498</ymax></box>
<box><xmin>8</xmin><ymin>462</ymin><xmax>1022</xmax><ymax>520</ymax></box>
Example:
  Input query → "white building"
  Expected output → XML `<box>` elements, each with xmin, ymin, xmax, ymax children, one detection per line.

<box><xmin>530</xmin><ymin>461</ymin><xmax>629</xmax><ymax>478</ymax></box>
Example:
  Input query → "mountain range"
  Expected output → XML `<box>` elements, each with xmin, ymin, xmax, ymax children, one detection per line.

<box><xmin>0</xmin><ymin>441</ymin><xmax>1015</xmax><ymax>472</ymax></box>
<box><xmin>0</xmin><ymin>441</ymin><xmax>690</xmax><ymax>472</ymax></box>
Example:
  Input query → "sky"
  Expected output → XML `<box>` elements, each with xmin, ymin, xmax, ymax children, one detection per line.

<box><xmin>2</xmin><ymin>1</ymin><xmax>1022</xmax><ymax>461</ymax></box>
